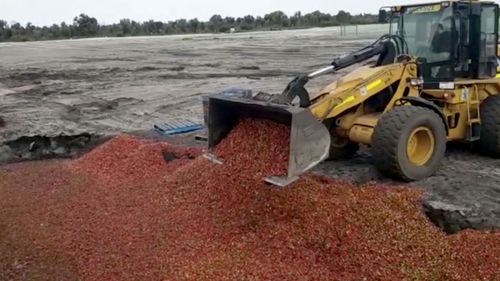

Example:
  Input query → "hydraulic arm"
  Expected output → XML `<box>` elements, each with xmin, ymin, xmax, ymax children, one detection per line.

<box><xmin>280</xmin><ymin>35</ymin><xmax>406</xmax><ymax>107</ymax></box>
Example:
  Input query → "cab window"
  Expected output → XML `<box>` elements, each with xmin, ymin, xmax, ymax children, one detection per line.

<box><xmin>402</xmin><ymin>5</ymin><xmax>454</xmax><ymax>63</ymax></box>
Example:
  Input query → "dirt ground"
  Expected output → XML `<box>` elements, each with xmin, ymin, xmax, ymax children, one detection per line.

<box><xmin>0</xmin><ymin>27</ymin><xmax>376</xmax><ymax>142</ymax></box>
<box><xmin>0</xmin><ymin>25</ymin><xmax>499</xmax><ymax>232</ymax></box>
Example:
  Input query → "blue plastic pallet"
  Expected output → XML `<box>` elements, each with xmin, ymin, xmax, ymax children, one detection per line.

<box><xmin>154</xmin><ymin>120</ymin><xmax>204</xmax><ymax>136</ymax></box>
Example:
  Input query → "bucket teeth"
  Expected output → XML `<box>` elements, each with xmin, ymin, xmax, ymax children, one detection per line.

<box><xmin>203</xmin><ymin>154</ymin><xmax>223</xmax><ymax>165</ymax></box>
<box><xmin>264</xmin><ymin>176</ymin><xmax>300</xmax><ymax>187</ymax></box>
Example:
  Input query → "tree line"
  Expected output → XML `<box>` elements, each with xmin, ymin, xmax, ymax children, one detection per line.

<box><xmin>0</xmin><ymin>10</ymin><xmax>378</xmax><ymax>42</ymax></box>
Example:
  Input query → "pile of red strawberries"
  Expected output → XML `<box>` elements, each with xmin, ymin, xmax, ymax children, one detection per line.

<box><xmin>0</xmin><ymin>118</ymin><xmax>499</xmax><ymax>281</ymax></box>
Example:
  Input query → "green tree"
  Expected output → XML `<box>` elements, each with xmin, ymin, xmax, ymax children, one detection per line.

<box><xmin>48</xmin><ymin>24</ymin><xmax>61</xmax><ymax>39</ymax></box>
<box><xmin>239</xmin><ymin>15</ymin><xmax>255</xmax><ymax>31</ymax></box>
<box><xmin>10</xmin><ymin>22</ymin><xmax>24</xmax><ymax>40</ymax></box>
<box><xmin>176</xmin><ymin>19</ymin><xmax>188</xmax><ymax>33</ymax></box>
<box><xmin>60</xmin><ymin>22</ymin><xmax>71</xmax><ymax>37</ymax></box>
<box><xmin>0</xmin><ymin>20</ymin><xmax>10</xmax><ymax>41</ymax></box>
<box><xmin>119</xmin><ymin>19</ymin><xmax>132</xmax><ymax>35</ymax></box>
<box><xmin>73</xmin><ymin>14</ymin><xmax>99</xmax><ymax>37</ymax></box>
<box><xmin>290</xmin><ymin>11</ymin><xmax>302</xmax><ymax>26</ymax></box>
<box><xmin>209</xmin><ymin>15</ymin><xmax>223</xmax><ymax>32</ymax></box>
<box><xmin>264</xmin><ymin>11</ymin><xmax>288</xmax><ymax>27</ymax></box>
<box><xmin>336</xmin><ymin>10</ymin><xmax>352</xmax><ymax>24</ymax></box>
<box><xmin>188</xmin><ymin>18</ymin><xmax>200</xmax><ymax>33</ymax></box>
<box><xmin>0</xmin><ymin>10</ymin><xmax>379</xmax><ymax>42</ymax></box>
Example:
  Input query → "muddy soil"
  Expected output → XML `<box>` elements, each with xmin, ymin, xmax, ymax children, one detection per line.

<box><xmin>0</xmin><ymin>25</ymin><xmax>499</xmax><ymax>232</ymax></box>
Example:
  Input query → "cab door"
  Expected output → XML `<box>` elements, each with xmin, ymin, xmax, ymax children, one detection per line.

<box><xmin>471</xmin><ymin>3</ymin><xmax>499</xmax><ymax>78</ymax></box>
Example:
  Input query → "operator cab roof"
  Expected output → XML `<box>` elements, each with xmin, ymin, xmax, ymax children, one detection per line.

<box><xmin>382</xmin><ymin>0</ymin><xmax>496</xmax><ymax>13</ymax></box>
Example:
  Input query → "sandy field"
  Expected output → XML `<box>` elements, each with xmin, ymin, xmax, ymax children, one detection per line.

<box><xmin>0</xmin><ymin>26</ymin><xmax>378</xmax><ymax>142</ymax></box>
<box><xmin>1</xmin><ymin>25</ymin><xmax>499</xmax><ymax>231</ymax></box>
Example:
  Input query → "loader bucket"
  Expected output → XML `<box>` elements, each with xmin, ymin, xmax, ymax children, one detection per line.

<box><xmin>206</xmin><ymin>95</ymin><xmax>331</xmax><ymax>187</ymax></box>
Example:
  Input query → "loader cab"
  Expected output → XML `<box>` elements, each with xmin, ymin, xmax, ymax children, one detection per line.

<box><xmin>381</xmin><ymin>1</ymin><xmax>499</xmax><ymax>87</ymax></box>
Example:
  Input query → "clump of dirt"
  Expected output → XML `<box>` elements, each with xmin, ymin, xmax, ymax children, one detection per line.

<box><xmin>238</xmin><ymin>65</ymin><xmax>260</xmax><ymax>70</ymax></box>
<box><xmin>4</xmin><ymin>134</ymin><xmax>96</xmax><ymax>163</ymax></box>
<box><xmin>2</xmin><ymin>69</ymin><xmax>99</xmax><ymax>87</ymax></box>
<box><xmin>168</xmin><ymin>66</ymin><xmax>186</xmax><ymax>71</ymax></box>
<box><xmin>0</xmin><ymin>119</ymin><xmax>499</xmax><ymax>281</ymax></box>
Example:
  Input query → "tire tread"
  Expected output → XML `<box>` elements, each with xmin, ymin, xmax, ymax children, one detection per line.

<box><xmin>478</xmin><ymin>95</ymin><xmax>500</xmax><ymax>157</ymax></box>
<box><xmin>372</xmin><ymin>106</ymin><xmax>445</xmax><ymax>181</ymax></box>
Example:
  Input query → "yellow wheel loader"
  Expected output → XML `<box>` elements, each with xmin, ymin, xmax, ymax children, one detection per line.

<box><xmin>207</xmin><ymin>1</ymin><xmax>500</xmax><ymax>186</ymax></box>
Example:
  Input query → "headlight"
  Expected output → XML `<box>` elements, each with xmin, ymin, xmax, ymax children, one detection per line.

<box><xmin>410</xmin><ymin>78</ymin><xmax>424</xmax><ymax>86</ymax></box>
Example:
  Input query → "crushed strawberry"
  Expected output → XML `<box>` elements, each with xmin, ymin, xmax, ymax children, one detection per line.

<box><xmin>0</xmin><ymin>119</ymin><xmax>498</xmax><ymax>281</ymax></box>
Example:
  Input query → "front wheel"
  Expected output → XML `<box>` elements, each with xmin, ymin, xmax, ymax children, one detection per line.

<box><xmin>477</xmin><ymin>95</ymin><xmax>500</xmax><ymax>157</ymax></box>
<box><xmin>371</xmin><ymin>106</ymin><xmax>447</xmax><ymax>181</ymax></box>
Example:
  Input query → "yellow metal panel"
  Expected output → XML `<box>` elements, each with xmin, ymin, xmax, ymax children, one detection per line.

<box><xmin>407</xmin><ymin>4</ymin><xmax>442</xmax><ymax>14</ymax></box>
<box><xmin>309</xmin><ymin>63</ymin><xmax>406</xmax><ymax>121</ymax></box>
<box><xmin>366</xmin><ymin>79</ymin><xmax>383</xmax><ymax>92</ymax></box>
<box><xmin>353</xmin><ymin>113</ymin><xmax>381</xmax><ymax>128</ymax></box>
<box><xmin>349</xmin><ymin>125</ymin><xmax>374</xmax><ymax>145</ymax></box>
<box><xmin>335</xmin><ymin>95</ymin><xmax>355</xmax><ymax>109</ymax></box>
<box><xmin>347</xmin><ymin>113</ymin><xmax>381</xmax><ymax>145</ymax></box>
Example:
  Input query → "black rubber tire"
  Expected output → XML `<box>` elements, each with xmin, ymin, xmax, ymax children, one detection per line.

<box><xmin>478</xmin><ymin>95</ymin><xmax>500</xmax><ymax>157</ymax></box>
<box><xmin>327</xmin><ymin>141</ymin><xmax>359</xmax><ymax>161</ymax></box>
<box><xmin>372</xmin><ymin>106</ymin><xmax>447</xmax><ymax>181</ymax></box>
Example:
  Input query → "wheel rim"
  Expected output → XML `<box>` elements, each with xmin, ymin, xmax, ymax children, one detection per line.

<box><xmin>406</xmin><ymin>126</ymin><xmax>435</xmax><ymax>166</ymax></box>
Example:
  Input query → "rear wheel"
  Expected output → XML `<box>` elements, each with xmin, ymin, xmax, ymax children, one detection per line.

<box><xmin>477</xmin><ymin>95</ymin><xmax>500</xmax><ymax>157</ymax></box>
<box><xmin>372</xmin><ymin>106</ymin><xmax>446</xmax><ymax>181</ymax></box>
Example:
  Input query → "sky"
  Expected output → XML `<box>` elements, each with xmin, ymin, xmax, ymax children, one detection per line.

<box><xmin>0</xmin><ymin>0</ymin><xmax>497</xmax><ymax>26</ymax></box>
